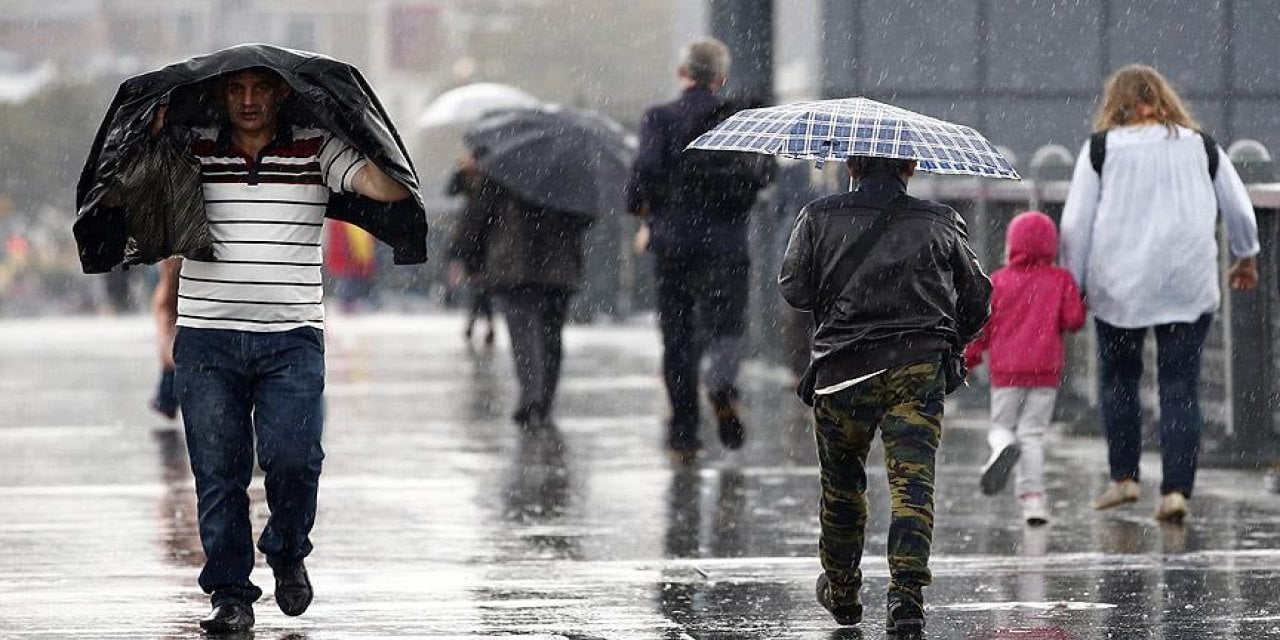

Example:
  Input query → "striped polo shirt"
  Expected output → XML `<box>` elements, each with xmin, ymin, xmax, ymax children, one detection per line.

<box><xmin>176</xmin><ymin>125</ymin><xmax>367</xmax><ymax>332</ymax></box>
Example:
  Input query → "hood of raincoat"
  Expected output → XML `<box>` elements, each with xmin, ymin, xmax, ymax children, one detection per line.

<box><xmin>1006</xmin><ymin>210</ymin><xmax>1058</xmax><ymax>267</ymax></box>
<box><xmin>73</xmin><ymin>43</ymin><xmax>428</xmax><ymax>273</ymax></box>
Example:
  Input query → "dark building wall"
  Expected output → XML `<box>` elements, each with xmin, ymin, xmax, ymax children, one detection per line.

<box><xmin>819</xmin><ymin>0</ymin><xmax>1280</xmax><ymax>163</ymax></box>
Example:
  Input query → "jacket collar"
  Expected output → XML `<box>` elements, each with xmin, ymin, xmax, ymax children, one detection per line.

<box><xmin>853</xmin><ymin>173</ymin><xmax>909</xmax><ymax>203</ymax></box>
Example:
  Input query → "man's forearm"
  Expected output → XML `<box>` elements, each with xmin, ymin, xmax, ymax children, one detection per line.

<box><xmin>353</xmin><ymin>163</ymin><xmax>411</xmax><ymax>202</ymax></box>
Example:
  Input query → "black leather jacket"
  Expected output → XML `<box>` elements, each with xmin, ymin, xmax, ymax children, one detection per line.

<box><xmin>779</xmin><ymin>175</ymin><xmax>992</xmax><ymax>403</ymax></box>
<box><xmin>74</xmin><ymin>43</ymin><xmax>428</xmax><ymax>273</ymax></box>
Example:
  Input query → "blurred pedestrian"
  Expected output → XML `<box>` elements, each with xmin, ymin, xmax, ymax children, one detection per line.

<box><xmin>625</xmin><ymin>37</ymin><xmax>773</xmax><ymax>461</ymax></box>
<box><xmin>149</xmin><ymin>257</ymin><xmax>181</xmax><ymax>420</ymax></box>
<box><xmin>447</xmin><ymin>153</ymin><xmax>497</xmax><ymax>348</ymax></box>
<box><xmin>324</xmin><ymin>220</ymin><xmax>379</xmax><ymax>313</ymax></box>
<box><xmin>1061</xmin><ymin>64</ymin><xmax>1260</xmax><ymax>523</ymax></box>
<box><xmin>779</xmin><ymin>156</ymin><xmax>991</xmax><ymax>633</ymax></box>
<box><xmin>450</xmin><ymin>173</ymin><xmax>591</xmax><ymax>431</ymax></box>
<box><xmin>964</xmin><ymin>211</ymin><xmax>1086</xmax><ymax>525</ymax></box>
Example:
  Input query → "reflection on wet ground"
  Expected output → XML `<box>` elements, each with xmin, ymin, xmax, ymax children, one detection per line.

<box><xmin>0</xmin><ymin>314</ymin><xmax>1278</xmax><ymax>638</ymax></box>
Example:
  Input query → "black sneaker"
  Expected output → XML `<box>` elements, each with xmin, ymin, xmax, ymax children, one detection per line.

<box><xmin>272</xmin><ymin>560</ymin><xmax>313</xmax><ymax>616</ymax></box>
<box><xmin>815</xmin><ymin>573</ymin><xmax>863</xmax><ymax>626</ymax></box>
<box><xmin>199</xmin><ymin>600</ymin><xmax>254</xmax><ymax>633</ymax></box>
<box><xmin>885</xmin><ymin>591</ymin><xmax>925</xmax><ymax>636</ymax></box>
<box><xmin>709</xmin><ymin>388</ymin><xmax>745</xmax><ymax>450</ymax></box>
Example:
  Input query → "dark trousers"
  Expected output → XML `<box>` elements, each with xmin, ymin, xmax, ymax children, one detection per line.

<box><xmin>654</xmin><ymin>256</ymin><xmax>749</xmax><ymax>448</ymax></box>
<box><xmin>813</xmin><ymin>359</ymin><xmax>945</xmax><ymax>605</ymax></box>
<box><xmin>1095</xmin><ymin>314</ymin><xmax>1212</xmax><ymax>497</ymax></box>
<box><xmin>498</xmin><ymin>285</ymin><xmax>572</xmax><ymax>422</ymax></box>
<box><xmin>174</xmin><ymin>326</ymin><xmax>326</xmax><ymax>605</ymax></box>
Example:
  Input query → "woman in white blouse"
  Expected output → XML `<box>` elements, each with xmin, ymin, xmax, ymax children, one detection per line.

<box><xmin>1060</xmin><ymin>64</ymin><xmax>1260</xmax><ymax>524</ymax></box>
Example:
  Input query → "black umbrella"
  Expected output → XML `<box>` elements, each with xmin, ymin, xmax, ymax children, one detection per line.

<box><xmin>462</xmin><ymin>106</ymin><xmax>635</xmax><ymax>219</ymax></box>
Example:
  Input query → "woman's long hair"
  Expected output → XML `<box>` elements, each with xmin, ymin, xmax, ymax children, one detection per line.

<box><xmin>1093</xmin><ymin>64</ymin><xmax>1200</xmax><ymax>134</ymax></box>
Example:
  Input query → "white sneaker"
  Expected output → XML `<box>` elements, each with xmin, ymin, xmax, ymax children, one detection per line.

<box><xmin>980</xmin><ymin>442</ymin><xmax>1021</xmax><ymax>495</ymax></box>
<box><xmin>1021</xmin><ymin>493</ymin><xmax>1050</xmax><ymax>526</ymax></box>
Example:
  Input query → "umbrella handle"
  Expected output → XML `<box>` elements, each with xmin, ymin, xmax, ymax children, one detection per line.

<box><xmin>814</xmin><ymin>139</ymin><xmax>834</xmax><ymax>169</ymax></box>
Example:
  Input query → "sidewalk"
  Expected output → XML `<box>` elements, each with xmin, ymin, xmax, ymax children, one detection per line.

<box><xmin>1</xmin><ymin>313</ymin><xmax>1278</xmax><ymax>639</ymax></box>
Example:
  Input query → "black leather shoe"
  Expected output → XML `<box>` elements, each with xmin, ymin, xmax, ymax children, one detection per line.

<box><xmin>709</xmin><ymin>388</ymin><xmax>745</xmax><ymax>450</ymax></box>
<box><xmin>272</xmin><ymin>561</ymin><xmax>314</xmax><ymax>616</ymax></box>
<box><xmin>199</xmin><ymin>601</ymin><xmax>254</xmax><ymax>634</ymax></box>
<box><xmin>815</xmin><ymin>573</ymin><xmax>863</xmax><ymax>625</ymax></box>
<box><xmin>886</xmin><ymin>591</ymin><xmax>925</xmax><ymax>637</ymax></box>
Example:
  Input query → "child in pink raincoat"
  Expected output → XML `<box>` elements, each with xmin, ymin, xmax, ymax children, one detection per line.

<box><xmin>965</xmin><ymin>210</ymin><xmax>1087</xmax><ymax>525</ymax></box>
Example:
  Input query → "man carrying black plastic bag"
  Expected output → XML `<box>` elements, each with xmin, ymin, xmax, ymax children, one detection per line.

<box><xmin>75</xmin><ymin>45</ymin><xmax>424</xmax><ymax>634</ymax></box>
<box><xmin>779</xmin><ymin>156</ymin><xmax>990</xmax><ymax>635</ymax></box>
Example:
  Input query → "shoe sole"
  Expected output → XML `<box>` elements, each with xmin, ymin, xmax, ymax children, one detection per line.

<box><xmin>887</xmin><ymin>618</ymin><xmax>925</xmax><ymax>636</ymax></box>
<box><xmin>1093</xmin><ymin>488</ymin><xmax>1140</xmax><ymax>510</ymax></box>
<box><xmin>199</xmin><ymin>619</ymin><xmax>253</xmax><ymax>633</ymax></box>
<box><xmin>980</xmin><ymin>446</ymin><xmax>1020</xmax><ymax>495</ymax></box>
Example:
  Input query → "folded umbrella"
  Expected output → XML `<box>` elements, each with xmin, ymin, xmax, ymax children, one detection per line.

<box><xmin>687</xmin><ymin>97</ymin><xmax>1019</xmax><ymax>180</ymax></box>
<box><xmin>462</xmin><ymin>105</ymin><xmax>636</xmax><ymax>219</ymax></box>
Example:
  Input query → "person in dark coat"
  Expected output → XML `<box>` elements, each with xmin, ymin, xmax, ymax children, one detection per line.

<box><xmin>625</xmin><ymin>38</ymin><xmax>773</xmax><ymax>461</ymax></box>
<box><xmin>450</xmin><ymin>165</ymin><xmax>592</xmax><ymax>430</ymax></box>
<box><xmin>149</xmin><ymin>257</ymin><xmax>181</xmax><ymax>420</ymax></box>
<box><xmin>446</xmin><ymin>153</ymin><xmax>497</xmax><ymax>347</ymax></box>
<box><xmin>779</xmin><ymin>156</ymin><xmax>991</xmax><ymax>633</ymax></box>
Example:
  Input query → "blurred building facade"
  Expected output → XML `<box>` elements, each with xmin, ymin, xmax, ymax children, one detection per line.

<box><xmin>1</xmin><ymin>0</ymin><xmax>1278</xmax><ymax>316</ymax></box>
<box><xmin>777</xmin><ymin>0</ymin><xmax>1280</xmax><ymax>164</ymax></box>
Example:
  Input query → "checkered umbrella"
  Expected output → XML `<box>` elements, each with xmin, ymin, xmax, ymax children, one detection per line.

<box><xmin>687</xmin><ymin>97</ymin><xmax>1020</xmax><ymax>179</ymax></box>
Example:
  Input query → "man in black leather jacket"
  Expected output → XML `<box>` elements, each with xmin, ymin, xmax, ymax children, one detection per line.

<box><xmin>779</xmin><ymin>156</ymin><xmax>990</xmax><ymax>633</ymax></box>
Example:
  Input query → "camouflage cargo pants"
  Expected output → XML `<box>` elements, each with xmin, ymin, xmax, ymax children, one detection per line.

<box><xmin>813</xmin><ymin>358</ymin><xmax>945</xmax><ymax>605</ymax></box>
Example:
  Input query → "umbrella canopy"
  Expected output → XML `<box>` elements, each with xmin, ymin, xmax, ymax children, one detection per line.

<box><xmin>416</xmin><ymin>82</ymin><xmax>540</xmax><ymax>129</ymax></box>
<box><xmin>687</xmin><ymin>97</ymin><xmax>1019</xmax><ymax>180</ymax></box>
<box><xmin>463</xmin><ymin>106</ymin><xmax>636</xmax><ymax>219</ymax></box>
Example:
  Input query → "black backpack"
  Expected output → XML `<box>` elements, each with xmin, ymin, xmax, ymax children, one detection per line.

<box><xmin>671</xmin><ymin>104</ymin><xmax>774</xmax><ymax>215</ymax></box>
<box><xmin>1089</xmin><ymin>129</ymin><xmax>1219</xmax><ymax>179</ymax></box>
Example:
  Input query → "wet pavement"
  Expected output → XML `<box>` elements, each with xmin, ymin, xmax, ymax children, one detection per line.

<box><xmin>1</xmin><ymin>312</ymin><xmax>1279</xmax><ymax>639</ymax></box>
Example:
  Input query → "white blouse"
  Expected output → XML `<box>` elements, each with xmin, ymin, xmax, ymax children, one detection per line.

<box><xmin>1060</xmin><ymin>124</ymin><xmax>1260</xmax><ymax>329</ymax></box>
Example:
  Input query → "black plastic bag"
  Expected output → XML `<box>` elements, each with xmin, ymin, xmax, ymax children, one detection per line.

<box><xmin>114</xmin><ymin>131</ymin><xmax>214</xmax><ymax>265</ymax></box>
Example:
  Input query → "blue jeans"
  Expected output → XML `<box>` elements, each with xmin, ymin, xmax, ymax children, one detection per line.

<box><xmin>1095</xmin><ymin>315</ymin><xmax>1212</xmax><ymax>497</ymax></box>
<box><xmin>174</xmin><ymin>326</ymin><xmax>326</xmax><ymax>605</ymax></box>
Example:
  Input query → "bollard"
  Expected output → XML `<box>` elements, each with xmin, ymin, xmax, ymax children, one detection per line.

<box><xmin>1027</xmin><ymin>145</ymin><xmax>1073</xmax><ymax>212</ymax></box>
<box><xmin>1227</xmin><ymin>140</ymin><xmax>1276</xmax><ymax>184</ymax></box>
<box><xmin>1220</xmin><ymin>140</ymin><xmax>1278</xmax><ymax>468</ymax></box>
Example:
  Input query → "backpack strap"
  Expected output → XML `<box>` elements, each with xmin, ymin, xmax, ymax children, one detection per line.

<box><xmin>1089</xmin><ymin>131</ymin><xmax>1107</xmax><ymax>175</ymax></box>
<box><xmin>1201</xmin><ymin>131</ymin><xmax>1219</xmax><ymax>180</ymax></box>
<box><xmin>1091</xmin><ymin>129</ymin><xmax>1219</xmax><ymax>180</ymax></box>
<box><xmin>816</xmin><ymin>195</ymin><xmax>907</xmax><ymax>323</ymax></box>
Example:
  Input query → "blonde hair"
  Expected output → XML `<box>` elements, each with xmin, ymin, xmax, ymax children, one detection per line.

<box><xmin>1094</xmin><ymin>64</ymin><xmax>1200</xmax><ymax>133</ymax></box>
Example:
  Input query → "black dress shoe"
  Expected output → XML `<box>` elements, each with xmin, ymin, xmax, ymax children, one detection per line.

<box><xmin>709</xmin><ymin>388</ymin><xmax>745</xmax><ymax>450</ymax></box>
<box><xmin>273</xmin><ymin>560</ymin><xmax>314</xmax><ymax>616</ymax></box>
<box><xmin>199</xmin><ymin>601</ymin><xmax>254</xmax><ymax>634</ymax></box>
